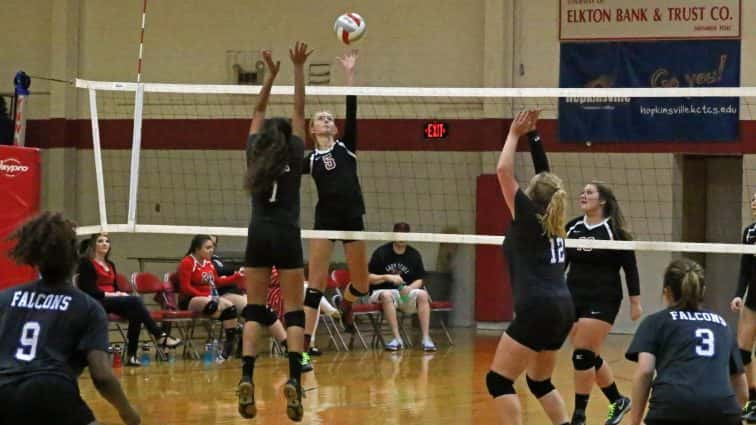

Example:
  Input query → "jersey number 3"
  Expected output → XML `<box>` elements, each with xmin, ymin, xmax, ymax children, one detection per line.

<box><xmin>694</xmin><ymin>328</ymin><xmax>715</xmax><ymax>357</ymax></box>
<box><xmin>16</xmin><ymin>321</ymin><xmax>41</xmax><ymax>362</ymax></box>
<box><xmin>549</xmin><ymin>238</ymin><xmax>565</xmax><ymax>264</ymax></box>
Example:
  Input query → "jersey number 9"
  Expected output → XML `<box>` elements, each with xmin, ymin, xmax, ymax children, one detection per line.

<box><xmin>16</xmin><ymin>321</ymin><xmax>41</xmax><ymax>362</ymax></box>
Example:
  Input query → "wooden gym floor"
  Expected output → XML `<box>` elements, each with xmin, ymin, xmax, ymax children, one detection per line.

<box><xmin>80</xmin><ymin>330</ymin><xmax>636</xmax><ymax>425</ymax></box>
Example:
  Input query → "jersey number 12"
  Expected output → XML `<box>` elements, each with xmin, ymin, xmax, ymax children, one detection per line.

<box><xmin>549</xmin><ymin>238</ymin><xmax>565</xmax><ymax>264</ymax></box>
<box><xmin>16</xmin><ymin>322</ymin><xmax>41</xmax><ymax>362</ymax></box>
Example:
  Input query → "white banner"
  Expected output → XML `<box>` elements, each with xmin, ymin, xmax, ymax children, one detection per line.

<box><xmin>560</xmin><ymin>0</ymin><xmax>741</xmax><ymax>41</ymax></box>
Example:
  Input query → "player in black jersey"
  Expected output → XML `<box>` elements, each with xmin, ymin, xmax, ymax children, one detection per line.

<box><xmin>303</xmin><ymin>49</ymin><xmax>369</xmax><ymax>350</ymax></box>
<box><xmin>731</xmin><ymin>191</ymin><xmax>756</xmax><ymax>423</ymax></box>
<box><xmin>626</xmin><ymin>258</ymin><xmax>747</xmax><ymax>425</ymax></box>
<box><xmin>487</xmin><ymin>110</ymin><xmax>574</xmax><ymax>425</ymax></box>
<box><xmin>0</xmin><ymin>212</ymin><xmax>140</xmax><ymax>425</ymax></box>
<box><xmin>565</xmin><ymin>181</ymin><xmax>641</xmax><ymax>425</ymax></box>
<box><xmin>237</xmin><ymin>43</ymin><xmax>311</xmax><ymax>422</ymax></box>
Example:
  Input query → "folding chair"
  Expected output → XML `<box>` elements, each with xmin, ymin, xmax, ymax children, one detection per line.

<box><xmin>398</xmin><ymin>294</ymin><xmax>454</xmax><ymax>346</ymax></box>
<box><xmin>132</xmin><ymin>272</ymin><xmax>198</xmax><ymax>360</ymax></box>
<box><xmin>330</xmin><ymin>269</ymin><xmax>383</xmax><ymax>350</ymax></box>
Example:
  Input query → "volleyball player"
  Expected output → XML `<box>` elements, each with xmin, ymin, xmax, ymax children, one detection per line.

<box><xmin>565</xmin><ymin>182</ymin><xmax>641</xmax><ymax>425</ymax></box>
<box><xmin>626</xmin><ymin>258</ymin><xmax>747</xmax><ymax>425</ymax></box>
<box><xmin>0</xmin><ymin>212</ymin><xmax>140</xmax><ymax>425</ymax></box>
<box><xmin>731</xmin><ymin>191</ymin><xmax>756</xmax><ymax>423</ymax></box>
<box><xmin>237</xmin><ymin>42</ymin><xmax>311</xmax><ymax>422</ymax></box>
<box><xmin>303</xmin><ymin>50</ymin><xmax>370</xmax><ymax>352</ymax></box>
<box><xmin>487</xmin><ymin>110</ymin><xmax>573</xmax><ymax>425</ymax></box>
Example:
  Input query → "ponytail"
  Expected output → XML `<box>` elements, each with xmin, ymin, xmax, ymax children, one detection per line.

<box><xmin>664</xmin><ymin>258</ymin><xmax>705</xmax><ymax>310</ymax></box>
<box><xmin>526</xmin><ymin>172</ymin><xmax>567</xmax><ymax>238</ymax></box>
<box><xmin>541</xmin><ymin>188</ymin><xmax>567</xmax><ymax>238</ymax></box>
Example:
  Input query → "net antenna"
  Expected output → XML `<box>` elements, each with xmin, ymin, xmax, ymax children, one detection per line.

<box><xmin>127</xmin><ymin>0</ymin><xmax>149</xmax><ymax>231</ymax></box>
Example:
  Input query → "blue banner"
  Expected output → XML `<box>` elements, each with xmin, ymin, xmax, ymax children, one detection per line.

<box><xmin>559</xmin><ymin>40</ymin><xmax>740</xmax><ymax>142</ymax></box>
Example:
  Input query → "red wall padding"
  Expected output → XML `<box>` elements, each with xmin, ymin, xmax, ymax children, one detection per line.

<box><xmin>475</xmin><ymin>174</ymin><xmax>513</xmax><ymax>321</ymax></box>
<box><xmin>0</xmin><ymin>146</ymin><xmax>40</xmax><ymax>289</ymax></box>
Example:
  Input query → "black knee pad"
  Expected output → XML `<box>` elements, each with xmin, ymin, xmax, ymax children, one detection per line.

<box><xmin>485</xmin><ymin>371</ymin><xmax>515</xmax><ymax>398</ymax></box>
<box><xmin>261</xmin><ymin>306</ymin><xmax>278</xmax><ymax>327</ymax></box>
<box><xmin>347</xmin><ymin>284</ymin><xmax>367</xmax><ymax>298</ymax></box>
<box><xmin>526</xmin><ymin>376</ymin><xmax>555</xmax><ymax>399</ymax></box>
<box><xmin>202</xmin><ymin>300</ymin><xmax>219</xmax><ymax>315</ymax></box>
<box><xmin>572</xmin><ymin>349</ymin><xmax>596</xmax><ymax>371</ymax></box>
<box><xmin>218</xmin><ymin>305</ymin><xmax>238</xmax><ymax>321</ymax></box>
<box><xmin>284</xmin><ymin>310</ymin><xmax>305</xmax><ymax>329</ymax></box>
<box><xmin>242</xmin><ymin>304</ymin><xmax>268</xmax><ymax>324</ymax></box>
<box><xmin>594</xmin><ymin>355</ymin><xmax>604</xmax><ymax>370</ymax></box>
<box><xmin>304</xmin><ymin>288</ymin><xmax>324</xmax><ymax>309</ymax></box>
<box><xmin>742</xmin><ymin>349</ymin><xmax>753</xmax><ymax>366</ymax></box>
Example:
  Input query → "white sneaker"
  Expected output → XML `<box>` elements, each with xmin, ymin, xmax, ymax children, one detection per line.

<box><xmin>384</xmin><ymin>338</ymin><xmax>403</xmax><ymax>351</ymax></box>
<box><xmin>422</xmin><ymin>339</ymin><xmax>437</xmax><ymax>352</ymax></box>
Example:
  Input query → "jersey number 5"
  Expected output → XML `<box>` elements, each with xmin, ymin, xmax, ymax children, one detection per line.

<box><xmin>694</xmin><ymin>328</ymin><xmax>715</xmax><ymax>357</ymax></box>
<box><xmin>549</xmin><ymin>238</ymin><xmax>565</xmax><ymax>264</ymax></box>
<box><xmin>16</xmin><ymin>321</ymin><xmax>41</xmax><ymax>362</ymax></box>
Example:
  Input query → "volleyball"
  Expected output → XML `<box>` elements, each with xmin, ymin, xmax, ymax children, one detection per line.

<box><xmin>334</xmin><ymin>13</ymin><xmax>366</xmax><ymax>45</ymax></box>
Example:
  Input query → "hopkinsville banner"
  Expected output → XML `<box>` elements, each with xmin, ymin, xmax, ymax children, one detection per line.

<box><xmin>558</xmin><ymin>40</ymin><xmax>740</xmax><ymax>142</ymax></box>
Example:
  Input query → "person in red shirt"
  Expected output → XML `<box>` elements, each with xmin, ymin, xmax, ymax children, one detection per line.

<box><xmin>177</xmin><ymin>234</ymin><xmax>242</xmax><ymax>361</ymax></box>
<box><xmin>77</xmin><ymin>233</ymin><xmax>181</xmax><ymax>366</ymax></box>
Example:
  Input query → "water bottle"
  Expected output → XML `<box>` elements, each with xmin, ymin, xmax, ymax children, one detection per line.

<box><xmin>112</xmin><ymin>344</ymin><xmax>122</xmax><ymax>368</ymax></box>
<box><xmin>212</xmin><ymin>338</ymin><xmax>220</xmax><ymax>360</ymax></box>
<box><xmin>167</xmin><ymin>348</ymin><xmax>176</xmax><ymax>364</ymax></box>
<box><xmin>203</xmin><ymin>343</ymin><xmax>214</xmax><ymax>366</ymax></box>
<box><xmin>140</xmin><ymin>343</ymin><xmax>151</xmax><ymax>366</ymax></box>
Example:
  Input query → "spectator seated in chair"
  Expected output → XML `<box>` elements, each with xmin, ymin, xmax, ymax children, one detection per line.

<box><xmin>77</xmin><ymin>233</ymin><xmax>181</xmax><ymax>367</ymax></box>
<box><xmin>177</xmin><ymin>234</ymin><xmax>242</xmax><ymax>362</ymax></box>
<box><xmin>368</xmin><ymin>222</ymin><xmax>436</xmax><ymax>352</ymax></box>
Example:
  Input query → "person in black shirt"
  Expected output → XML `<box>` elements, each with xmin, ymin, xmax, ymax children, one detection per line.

<box><xmin>368</xmin><ymin>222</ymin><xmax>436</xmax><ymax>351</ymax></box>
<box><xmin>237</xmin><ymin>43</ymin><xmax>310</xmax><ymax>423</ymax></box>
<box><xmin>0</xmin><ymin>212</ymin><xmax>140</xmax><ymax>425</ymax></box>
<box><xmin>731</xmin><ymin>191</ymin><xmax>756</xmax><ymax>422</ymax></box>
<box><xmin>565</xmin><ymin>181</ymin><xmax>642</xmax><ymax>425</ymax></box>
<box><xmin>302</xmin><ymin>49</ymin><xmax>370</xmax><ymax>347</ymax></box>
<box><xmin>487</xmin><ymin>110</ymin><xmax>573</xmax><ymax>425</ymax></box>
<box><xmin>626</xmin><ymin>258</ymin><xmax>747</xmax><ymax>425</ymax></box>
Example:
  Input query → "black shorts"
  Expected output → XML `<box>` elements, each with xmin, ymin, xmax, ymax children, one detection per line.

<box><xmin>245</xmin><ymin>222</ymin><xmax>303</xmax><ymax>269</ymax></box>
<box><xmin>573</xmin><ymin>298</ymin><xmax>621</xmax><ymax>325</ymax></box>
<box><xmin>314</xmin><ymin>213</ymin><xmax>364</xmax><ymax>243</ymax></box>
<box><xmin>0</xmin><ymin>374</ymin><xmax>95</xmax><ymax>425</ymax></box>
<box><xmin>645</xmin><ymin>416</ymin><xmax>740</xmax><ymax>425</ymax></box>
<box><xmin>506</xmin><ymin>296</ymin><xmax>575</xmax><ymax>352</ymax></box>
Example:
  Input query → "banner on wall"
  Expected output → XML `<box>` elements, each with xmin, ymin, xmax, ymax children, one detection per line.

<box><xmin>559</xmin><ymin>40</ymin><xmax>740</xmax><ymax>142</ymax></box>
<box><xmin>560</xmin><ymin>0</ymin><xmax>741</xmax><ymax>41</ymax></box>
<box><xmin>0</xmin><ymin>145</ymin><xmax>40</xmax><ymax>289</ymax></box>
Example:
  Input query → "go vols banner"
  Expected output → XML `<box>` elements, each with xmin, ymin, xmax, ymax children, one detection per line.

<box><xmin>0</xmin><ymin>145</ymin><xmax>40</xmax><ymax>289</ymax></box>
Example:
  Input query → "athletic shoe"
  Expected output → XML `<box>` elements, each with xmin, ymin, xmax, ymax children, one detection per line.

<box><xmin>300</xmin><ymin>352</ymin><xmax>313</xmax><ymax>373</ymax></box>
<box><xmin>743</xmin><ymin>400</ymin><xmax>756</xmax><ymax>423</ymax></box>
<box><xmin>570</xmin><ymin>409</ymin><xmax>586</xmax><ymax>425</ymax></box>
<box><xmin>124</xmin><ymin>356</ymin><xmax>141</xmax><ymax>367</ymax></box>
<box><xmin>159</xmin><ymin>334</ymin><xmax>182</xmax><ymax>348</ymax></box>
<box><xmin>283</xmin><ymin>378</ymin><xmax>304</xmax><ymax>422</ymax></box>
<box><xmin>421</xmin><ymin>339</ymin><xmax>437</xmax><ymax>352</ymax></box>
<box><xmin>237</xmin><ymin>380</ymin><xmax>256</xmax><ymax>419</ymax></box>
<box><xmin>308</xmin><ymin>347</ymin><xmax>323</xmax><ymax>357</ymax></box>
<box><xmin>605</xmin><ymin>396</ymin><xmax>631</xmax><ymax>425</ymax></box>
<box><xmin>384</xmin><ymin>338</ymin><xmax>403</xmax><ymax>351</ymax></box>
